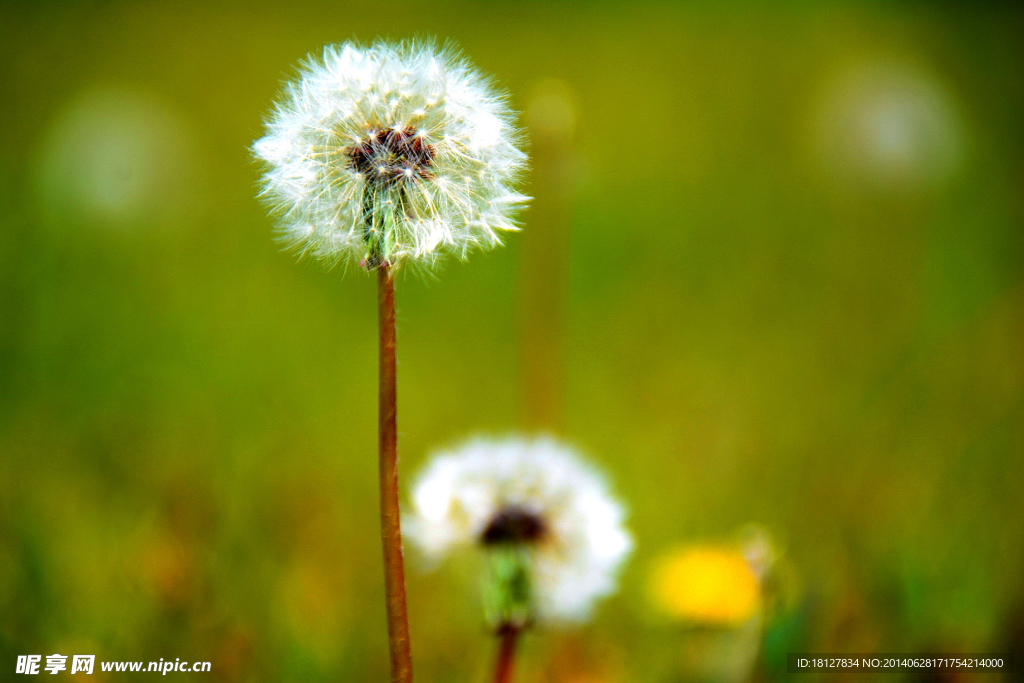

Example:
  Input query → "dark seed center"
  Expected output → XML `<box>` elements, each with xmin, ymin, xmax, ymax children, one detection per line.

<box><xmin>481</xmin><ymin>506</ymin><xmax>547</xmax><ymax>546</ymax></box>
<box><xmin>346</xmin><ymin>126</ymin><xmax>435</xmax><ymax>186</ymax></box>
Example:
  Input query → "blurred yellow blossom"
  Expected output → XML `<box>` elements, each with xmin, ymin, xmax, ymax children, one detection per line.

<box><xmin>649</xmin><ymin>546</ymin><xmax>761</xmax><ymax>625</ymax></box>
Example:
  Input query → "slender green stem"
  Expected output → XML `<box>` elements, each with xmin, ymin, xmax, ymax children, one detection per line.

<box><xmin>491</xmin><ymin>624</ymin><xmax>521</xmax><ymax>683</ymax></box>
<box><xmin>378</xmin><ymin>264</ymin><xmax>413</xmax><ymax>683</ymax></box>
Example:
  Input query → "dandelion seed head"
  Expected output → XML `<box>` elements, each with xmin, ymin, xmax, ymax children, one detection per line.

<box><xmin>406</xmin><ymin>436</ymin><xmax>633</xmax><ymax>622</ymax></box>
<box><xmin>253</xmin><ymin>40</ymin><xmax>528</xmax><ymax>269</ymax></box>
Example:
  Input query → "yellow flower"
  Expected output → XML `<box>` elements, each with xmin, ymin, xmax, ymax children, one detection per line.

<box><xmin>649</xmin><ymin>546</ymin><xmax>761</xmax><ymax>625</ymax></box>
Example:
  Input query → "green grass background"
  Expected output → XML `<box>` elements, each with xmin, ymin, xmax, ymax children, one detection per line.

<box><xmin>1</xmin><ymin>1</ymin><xmax>1022</xmax><ymax>681</ymax></box>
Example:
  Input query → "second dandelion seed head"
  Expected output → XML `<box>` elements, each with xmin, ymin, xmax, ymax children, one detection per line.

<box><xmin>407</xmin><ymin>437</ymin><xmax>633</xmax><ymax>625</ymax></box>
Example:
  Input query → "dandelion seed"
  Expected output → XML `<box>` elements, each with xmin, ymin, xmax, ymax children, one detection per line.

<box><xmin>252</xmin><ymin>39</ymin><xmax>529</xmax><ymax>683</ymax></box>
<box><xmin>253</xmin><ymin>40</ymin><xmax>528</xmax><ymax>270</ymax></box>
<box><xmin>407</xmin><ymin>436</ymin><xmax>633</xmax><ymax>624</ymax></box>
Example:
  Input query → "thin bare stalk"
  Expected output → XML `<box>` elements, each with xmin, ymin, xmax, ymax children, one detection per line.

<box><xmin>491</xmin><ymin>624</ymin><xmax>521</xmax><ymax>683</ymax></box>
<box><xmin>519</xmin><ymin>83</ymin><xmax>575</xmax><ymax>432</ymax></box>
<box><xmin>378</xmin><ymin>264</ymin><xmax>413</xmax><ymax>683</ymax></box>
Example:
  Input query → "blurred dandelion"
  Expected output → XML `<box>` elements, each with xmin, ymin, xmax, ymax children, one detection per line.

<box><xmin>253</xmin><ymin>40</ymin><xmax>528</xmax><ymax>683</ymax></box>
<box><xmin>407</xmin><ymin>437</ymin><xmax>632</xmax><ymax>683</ymax></box>
<box><xmin>814</xmin><ymin>62</ymin><xmax>964</xmax><ymax>190</ymax></box>
<box><xmin>33</xmin><ymin>87</ymin><xmax>203</xmax><ymax>229</ymax></box>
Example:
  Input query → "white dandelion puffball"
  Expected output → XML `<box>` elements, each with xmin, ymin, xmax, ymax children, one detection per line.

<box><xmin>407</xmin><ymin>437</ymin><xmax>633</xmax><ymax>621</ymax></box>
<box><xmin>253</xmin><ymin>40</ymin><xmax>528</xmax><ymax>268</ymax></box>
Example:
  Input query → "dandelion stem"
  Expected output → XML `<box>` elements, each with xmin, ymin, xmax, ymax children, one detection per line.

<box><xmin>492</xmin><ymin>624</ymin><xmax>521</xmax><ymax>683</ymax></box>
<box><xmin>378</xmin><ymin>264</ymin><xmax>413</xmax><ymax>683</ymax></box>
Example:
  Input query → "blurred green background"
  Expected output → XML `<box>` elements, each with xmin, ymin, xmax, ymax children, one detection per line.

<box><xmin>1</xmin><ymin>1</ymin><xmax>1022</xmax><ymax>681</ymax></box>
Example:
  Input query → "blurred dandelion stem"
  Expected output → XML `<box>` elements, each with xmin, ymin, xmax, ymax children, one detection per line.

<box><xmin>486</xmin><ymin>547</ymin><xmax>532</xmax><ymax>683</ymax></box>
<box><xmin>492</xmin><ymin>623</ymin><xmax>522</xmax><ymax>683</ymax></box>
<box><xmin>378</xmin><ymin>264</ymin><xmax>413</xmax><ymax>683</ymax></box>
